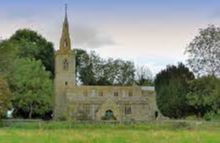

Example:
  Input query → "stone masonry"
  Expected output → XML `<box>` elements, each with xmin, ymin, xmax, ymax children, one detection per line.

<box><xmin>54</xmin><ymin>6</ymin><xmax>160</xmax><ymax>122</ymax></box>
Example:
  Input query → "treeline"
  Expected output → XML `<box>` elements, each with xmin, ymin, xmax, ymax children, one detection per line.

<box><xmin>76</xmin><ymin>50</ymin><xmax>153</xmax><ymax>86</ymax></box>
<box><xmin>0</xmin><ymin>29</ymin><xmax>153</xmax><ymax>119</ymax></box>
<box><xmin>155</xmin><ymin>25</ymin><xmax>220</xmax><ymax>120</ymax></box>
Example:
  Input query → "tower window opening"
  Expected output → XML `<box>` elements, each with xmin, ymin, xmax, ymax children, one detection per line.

<box><xmin>63</xmin><ymin>59</ymin><xmax>69</xmax><ymax>70</ymax></box>
<box><xmin>125</xmin><ymin>106</ymin><xmax>132</xmax><ymax>115</ymax></box>
<box><xmin>65</xmin><ymin>81</ymin><xmax>68</xmax><ymax>86</ymax></box>
<box><xmin>64</xmin><ymin>40</ymin><xmax>67</xmax><ymax>48</ymax></box>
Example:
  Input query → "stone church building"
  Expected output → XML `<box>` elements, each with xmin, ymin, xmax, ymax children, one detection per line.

<box><xmin>54</xmin><ymin>8</ymin><xmax>160</xmax><ymax>122</ymax></box>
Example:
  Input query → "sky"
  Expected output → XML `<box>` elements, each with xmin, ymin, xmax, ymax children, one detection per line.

<box><xmin>1</xmin><ymin>0</ymin><xmax>220</xmax><ymax>75</ymax></box>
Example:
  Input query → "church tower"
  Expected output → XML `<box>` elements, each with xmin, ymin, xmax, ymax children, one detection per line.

<box><xmin>54</xmin><ymin>4</ymin><xmax>76</xmax><ymax>119</ymax></box>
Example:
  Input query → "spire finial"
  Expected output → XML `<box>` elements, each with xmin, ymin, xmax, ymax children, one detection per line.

<box><xmin>65</xmin><ymin>3</ymin><xmax>68</xmax><ymax>17</ymax></box>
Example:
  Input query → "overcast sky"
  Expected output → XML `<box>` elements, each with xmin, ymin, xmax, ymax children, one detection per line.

<box><xmin>1</xmin><ymin>0</ymin><xmax>220</xmax><ymax>75</ymax></box>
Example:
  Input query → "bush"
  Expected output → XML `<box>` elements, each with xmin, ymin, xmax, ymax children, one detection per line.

<box><xmin>204</xmin><ymin>112</ymin><xmax>215</xmax><ymax>121</ymax></box>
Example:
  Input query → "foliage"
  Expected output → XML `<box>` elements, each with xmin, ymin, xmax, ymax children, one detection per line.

<box><xmin>75</xmin><ymin>49</ymin><xmax>135</xmax><ymax>85</ymax></box>
<box><xmin>186</xmin><ymin>76</ymin><xmax>220</xmax><ymax>117</ymax></box>
<box><xmin>135</xmin><ymin>66</ymin><xmax>154</xmax><ymax>86</ymax></box>
<box><xmin>0</xmin><ymin>29</ymin><xmax>54</xmax><ymax>119</ymax></box>
<box><xmin>8</xmin><ymin>58</ymin><xmax>53</xmax><ymax>119</ymax></box>
<box><xmin>0</xmin><ymin>76</ymin><xmax>11</xmax><ymax>118</ymax></box>
<box><xmin>1</xmin><ymin>29</ymin><xmax>55</xmax><ymax>77</ymax></box>
<box><xmin>185</xmin><ymin>25</ymin><xmax>220</xmax><ymax>77</ymax></box>
<box><xmin>155</xmin><ymin>63</ymin><xmax>195</xmax><ymax>118</ymax></box>
<box><xmin>75</xmin><ymin>49</ymin><xmax>96</xmax><ymax>85</ymax></box>
<box><xmin>0</xmin><ymin>40</ymin><xmax>18</xmax><ymax>75</ymax></box>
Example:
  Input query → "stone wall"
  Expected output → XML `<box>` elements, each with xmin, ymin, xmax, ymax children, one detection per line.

<box><xmin>63</xmin><ymin>85</ymin><xmax>159</xmax><ymax>121</ymax></box>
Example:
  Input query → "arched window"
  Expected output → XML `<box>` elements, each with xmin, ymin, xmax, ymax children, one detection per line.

<box><xmin>63</xmin><ymin>59</ymin><xmax>69</xmax><ymax>70</ymax></box>
<box><xmin>104</xmin><ymin>110</ymin><xmax>116</xmax><ymax>120</ymax></box>
<box><xmin>64</xmin><ymin>39</ymin><xmax>68</xmax><ymax>48</ymax></box>
<box><xmin>125</xmin><ymin>105</ymin><xmax>131</xmax><ymax>114</ymax></box>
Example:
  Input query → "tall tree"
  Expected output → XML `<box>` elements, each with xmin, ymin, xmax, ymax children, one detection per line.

<box><xmin>0</xmin><ymin>76</ymin><xmax>11</xmax><ymax>118</ymax></box>
<box><xmin>4</xmin><ymin>29</ymin><xmax>55</xmax><ymax>77</ymax></box>
<box><xmin>155</xmin><ymin>63</ymin><xmax>195</xmax><ymax>118</ymax></box>
<box><xmin>185</xmin><ymin>25</ymin><xmax>220</xmax><ymax>77</ymax></box>
<box><xmin>75</xmin><ymin>49</ymin><xmax>96</xmax><ymax>85</ymax></box>
<box><xmin>116</xmin><ymin>60</ymin><xmax>135</xmax><ymax>85</ymax></box>
<box><xmin>8</xmin><ymin>58</ymin><xmax>53</xmax><ymax>119</ymax></box>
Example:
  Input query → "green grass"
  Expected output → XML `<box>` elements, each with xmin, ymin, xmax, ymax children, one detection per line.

<box><xmin>0</xmin><ymin>121</ymin><xmax>220</xmax><ymax>143</ymax></box>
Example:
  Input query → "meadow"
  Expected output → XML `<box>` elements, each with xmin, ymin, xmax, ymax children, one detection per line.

<box><xmin>0</xmin><ymin>121</ymin><xmax>220</xmax><ymax>143</ymax></box>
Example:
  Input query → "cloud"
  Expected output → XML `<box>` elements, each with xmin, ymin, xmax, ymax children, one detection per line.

<box><xmin>71</xmin><ymin>25</ymin><xmax>116</xmax><ymax>49</ymax></box>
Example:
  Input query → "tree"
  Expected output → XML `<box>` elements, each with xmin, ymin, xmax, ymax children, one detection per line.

<box><xmin>185</xmin><ymin>25</ymin><xmax>220</xmax><ymax>77</ymax></box>
<box><xmin>115</xmin><ymin>60</ymin><xmax>135</xmax><ymax>85</ymax></box>
<box><xmin>0</xmin><ymin>76</ymin><xmax>11</xmax><ymax>118</ymax></box>
<box><xmin>186</xmin><ymin>76</ymin><xmax>220</xmax><ymax>117</ymax></box>
<box><xmin>8</xmin><ymin>58</ymin><xmax>53</xmax><ymax>119</ymax></box>
<box><xmin>155</xmin><ymin>63</ymin><xmax>195</xmax><ymax>118</ymax></box>
<box><xmin>2</xmin><ymin>29</ymin><xmax>55</xmax><ymax>77</ymax></box>
<box><xmin>0</xmin><ymin>40</ymin><xmax>19</xmax><ymax>75</ymax></box>
<box><xmin>75</xmin><ymin>49</ymin><xmax>135</xmax><ymax>86</ymax></box>
<box><xmin>135</xmin><ymin>66</ymin><xmax>154</xmax><ymax>86</ymax></box>
<box><xmin>75</xmin><ymin>49</ymin><xmax>96</xmax><ymax>85</ymax></box>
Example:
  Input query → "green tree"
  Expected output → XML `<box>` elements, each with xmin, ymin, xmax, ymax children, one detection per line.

<box><xmin>8</xmin><ymin>58</ymin><xmax>53</xmax><ymax>119</ymax></box>
<box><xmin>135</xmin><ymin>66</ymin><xmax>154</xmax><ymax>86</ymax></box>
<box><xmin>0</xmin><ymin>76</ymin><xmax>11</xmax><ymax>118</ymax></box>
<box><xmin>0</xmin><ymin>40</ymin><xmax>18</xmax><ymax>75</ymax></box>
<box><xmin>185</xmin><ymin>25</ymin><xmax>220</xmax><ymax>77</ymax></box>
<box><xmin>75</xmin><ymin>49</ymin><xmax>135</xmax><ymax>85</ymax></box>
<box><xmin>186</xmin><ymin>76</ymin><xmax>220</xmax><ymax>117</ymax></box>
<box><xmin>2</xmin><ymin>29</ymin><xmax>55</xmax><ymax>77</ymax></box>
<box><xmin>75</xmin><ymin>49</ymin><xmax>96</xmax><ymax>85</ymax></box>
<box><xmin>155</xmin><ymin>63</ymin><xmax>194</xmax><ymax>118</ymax></box>
<box><xmin>115</xmin><ymin>60</ymin><xmax>135</xmax><ymax>85</ymax></box>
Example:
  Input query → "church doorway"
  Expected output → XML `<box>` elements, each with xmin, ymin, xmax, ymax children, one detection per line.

<box><xmin>102</xmin><ymin>110</ymin><xmax>116</xmax><ymax>120</ymax></box>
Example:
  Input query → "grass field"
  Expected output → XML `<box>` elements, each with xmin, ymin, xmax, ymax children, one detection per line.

<box><xmin>0</xmin><ymin>121</ymin><xmax>220</xmax><ymax>143</ymax></box>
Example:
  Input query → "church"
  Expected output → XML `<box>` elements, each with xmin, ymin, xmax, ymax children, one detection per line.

<box><xmin>54</xmin><ymin>7</ymin><xmax>160</xmax><ymax>122</ymax></box>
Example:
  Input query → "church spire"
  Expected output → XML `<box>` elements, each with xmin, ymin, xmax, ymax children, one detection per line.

<box><xmin>64</xmin><ymin>3</ymin><xmax>68</xmax><ymax>24</ymax></box>
<box><xmin>59</xmin><ymin>4</ymin><xmax>71</xmax><ymax>52</ymax></box>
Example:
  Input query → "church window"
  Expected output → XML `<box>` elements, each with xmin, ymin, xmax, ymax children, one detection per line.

<box><xmin>114</xmin><ymin>92</ymin><xmax>118</xmax><ymax>97</ymax></box>
<box><xmin>63</xmin><ymin>59</ymin><xmax>69</xmax><ymax>70</ymax></box>
<box><xmin>128</xmin><ymin>91</ymin><xmax>133</xmax><ymax>97</ymax></box>
<box><xmin>83</xmin><ymin>104</ymin><xmax>90</xmax><ymax>114</ymax></box>
<box><xmin>125</xmin><ymin>105</ymin><xmax>132</xmax><ymax>115</ymax></box>
<box><xmin>91</xmin><ymin>90</ymin><xmax>96</xmax><ymax>97</ymax></box>
<box><xmin>99</xmin><ymin>91</ymin><xmax>103</xmax><ymax>96</ymax></box>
